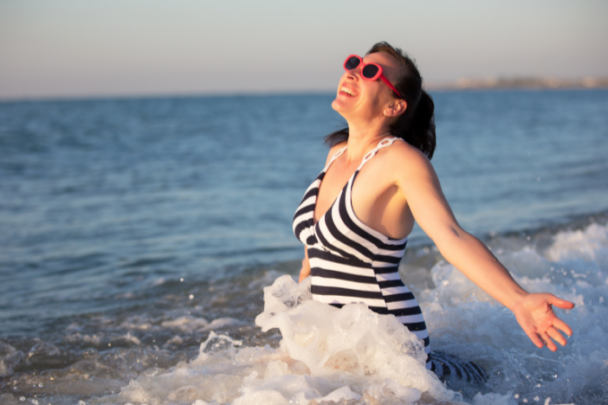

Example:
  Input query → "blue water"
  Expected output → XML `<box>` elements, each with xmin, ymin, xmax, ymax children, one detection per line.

<box><xmin>0</xmin><ymin>90</ymin><xmax>607</xmax><ymax>404</ymax></box>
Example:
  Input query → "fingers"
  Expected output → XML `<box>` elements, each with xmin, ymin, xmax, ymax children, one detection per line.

<box><xmin>517</xmin><ymin>293</ymin><xmax>575</xmax><ymax>352</ymax></box>
<box><xmin>547</xmin><ymin>295</ymin><xmax>575</xmax><ymax>310</ymax></box>
<box><xmin>546</xmin><ymin>326</ymin><xmax>568</xmax><ymax>347</ymax></box>
<box><xmin>552</xmin><ymin>317</ymin><xmax>573</xmax><ymax>337</ymax></box>
<box><xmin>525</xmin><ymin>330</ymin><xmax>544</xmax><ymax>349</ymax></box>
<box><xmin>540</xmin><ymin>332</ymin><xmax>557</xmax><ymax>352</ymax></box>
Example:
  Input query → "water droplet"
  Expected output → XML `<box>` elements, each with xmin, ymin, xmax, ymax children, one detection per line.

<box><xmin>180</xmin><ymin>278</ymin><xmax>184</xmax><ymax>282</ymax></box>
<box><xmin>108</xmin><ymin>343</ymin><xmax>111</xmax><ymax>347</ymax></box>
<box><xmin>515</xmin><ymin>394</ymin><xmax>520</xmax><ymax>399</ymax></box>
<box><xmin>19</xmin><ymin>397</ymin><xmax>25</xmax><ymax>402</ymax></box>
<box><xmin>189</xmin><ymin>294</ymin><xmax>194</xmax><ymax>300</ymax></box>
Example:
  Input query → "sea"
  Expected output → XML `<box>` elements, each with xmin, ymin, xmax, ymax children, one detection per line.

<box><xmin>0</xmin><ymin>89</ymin><xmax>607</xmax><ymax>405</ymax></box>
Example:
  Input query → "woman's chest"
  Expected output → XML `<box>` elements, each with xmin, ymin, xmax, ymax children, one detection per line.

<box><xmin>314</xmin><ymin>162</ymin><xmax>397</xmax><ymax>218</ymax></box>
<box><xmin>314</xmin><ymin>169</ymin><xmax>355</xmax><ymax>223</ymax></box>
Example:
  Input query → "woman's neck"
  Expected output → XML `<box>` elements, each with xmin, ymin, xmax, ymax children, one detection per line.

<box><xmin>344</xmin><ymin>120</ymin><xmax>392</xmax><ymax>163</ymax></box>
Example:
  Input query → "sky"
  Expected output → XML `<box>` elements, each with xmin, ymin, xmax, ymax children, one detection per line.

<box><xmin>1</xmin><ymin>0</ymin><xmax>607</xmax><ymax>99</ymax></box>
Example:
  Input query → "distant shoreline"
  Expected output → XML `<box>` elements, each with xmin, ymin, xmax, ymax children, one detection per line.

<box><xmin>426</xmin><ymin>76</ymin><xmax>608</xmax><ymax>91</ymax></box>
<box><xmin>2</xmin><ymin>79</ymin><xmax>608</xmax><ymax>102</ymax></box>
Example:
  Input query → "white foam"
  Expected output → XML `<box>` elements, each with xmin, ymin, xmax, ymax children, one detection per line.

<box><xmin>95</xmin><ymin>275</ymin><xmax>451</xmax><ymax>404</ymax></box>
<box><xmin>65</xmin><ymin>222</ymin><xmax>608</xmax><ymax>404</ymax></box>
<box><xmin>418</xmin><ymin>222</ymin><xmax>608</xmax><ymax>404</ymax></box>
<box><xmin>545</xmin><ymin>223</ymin><xmax>608</xmax><ymax>264</ymax></box>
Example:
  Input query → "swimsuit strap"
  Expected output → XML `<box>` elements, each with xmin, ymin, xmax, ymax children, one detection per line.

<box><xmin>357</xmin><ymin>137</ymin><xmax>401</xmax><ymax>170</ymax></box>
<box><xmin>323</xmin><ymin>146</ymin><xmax>348</xmax><ymax>172</ymax></box>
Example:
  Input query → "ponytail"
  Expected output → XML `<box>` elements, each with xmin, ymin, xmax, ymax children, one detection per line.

<box><xmin>390</xmin><ymin>89</ymin><xmax>436</xmax><ymax>159</ymax></box>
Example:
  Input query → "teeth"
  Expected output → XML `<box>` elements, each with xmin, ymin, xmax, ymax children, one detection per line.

<box><xmin>341</xmin><ymin>86</ymin><xmax>355</xmax><ymax>96</ymax></box>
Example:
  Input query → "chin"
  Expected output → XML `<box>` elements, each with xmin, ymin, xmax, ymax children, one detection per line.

<box><xmin>331</xmin><ymin>97</ymin><xmax>347</xmax><ymax>113</ymax></box>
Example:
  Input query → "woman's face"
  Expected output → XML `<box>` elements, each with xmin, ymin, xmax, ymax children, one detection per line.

<box><xmin>331</xmin><ymin>52</ymin><xmax>403</xmax><ymax>121</ymax></box>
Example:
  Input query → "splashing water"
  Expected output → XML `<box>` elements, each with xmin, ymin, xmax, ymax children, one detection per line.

<box><xmin>95</xmin><ymin>224</ymin><xmax>606</xmax><ymax>405</ymax></box>
<box><xmin>1</xmin><ymin>221</ymin><xmax>607</xmax><ymax>405</ymax></box>
<box><xmin>90</xmin><ymin>275</ymin><xmax>452</xmax><ymax>404</ymax></box>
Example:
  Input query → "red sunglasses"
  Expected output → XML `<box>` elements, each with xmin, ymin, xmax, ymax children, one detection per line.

<box><xmin>343</xmin><ymin>54</ymin><xmax>403</xmax><ymax>98</ymax></box>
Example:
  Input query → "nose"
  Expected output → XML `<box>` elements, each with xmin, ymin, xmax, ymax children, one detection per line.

<box><xmin>345</xmin><ymin>68</ymin><xmax>360</xmax><ymax>82</ymax></box>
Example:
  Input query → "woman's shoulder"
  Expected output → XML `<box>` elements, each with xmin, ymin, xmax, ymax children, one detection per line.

<box><xmin>382</xmin><ymin>139</ymin><xmax>432</xmax><ymax>170</ymax></box>
<box><xmin>369</xmin><ymin>139</ymin><xmax>437</xmax><ymax>186</ymax></box>
<box><xmin>370</xmin><ymin>140</ymin><xmax>438</xmax><ymax>193</ymax></box>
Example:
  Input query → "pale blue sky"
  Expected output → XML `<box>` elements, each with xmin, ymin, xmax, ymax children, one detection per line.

<box><xmin>1</xmin><ymin>0</ymin><xmax>607</xmax><ymax>99</ymax></box>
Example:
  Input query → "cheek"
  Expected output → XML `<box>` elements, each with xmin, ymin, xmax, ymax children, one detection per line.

<box><xmin>361</xmin><ymin>83</ymin><xmax>385</xmax><ymax>108</ymax></box>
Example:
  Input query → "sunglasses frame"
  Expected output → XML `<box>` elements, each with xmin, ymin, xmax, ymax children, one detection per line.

<box><xmin>343</xmin><ymin>54</ymin><xmax>403</xmax><ymax>98</ymax></box>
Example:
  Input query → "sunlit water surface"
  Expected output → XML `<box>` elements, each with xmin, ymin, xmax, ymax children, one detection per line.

<box><xmin>1</xmin><ymin>90</ymin><xmax>607</xmax><ymax>404</ymax></box>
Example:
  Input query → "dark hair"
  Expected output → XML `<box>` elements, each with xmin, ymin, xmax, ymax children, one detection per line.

<box><xmin>325</xmin><ymin>42</ymin><xmax>436</xmax><ymax>159</ymax></box>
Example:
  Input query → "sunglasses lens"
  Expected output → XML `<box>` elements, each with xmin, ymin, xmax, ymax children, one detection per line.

<box><xmin>344</xmin><ymin>56</ymin><xmax>360</xmax><ymax>70</ymax></box>
<box><xmin>362</xmin><ymin>64</ymin><xmax>379</xmax><ymax>79</ymax></box>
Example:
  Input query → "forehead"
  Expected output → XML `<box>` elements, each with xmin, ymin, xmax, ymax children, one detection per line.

<box><xmin>362</xmin><ymin>52</ymin><xmax>403</xmax><ymax>80</ymax></box>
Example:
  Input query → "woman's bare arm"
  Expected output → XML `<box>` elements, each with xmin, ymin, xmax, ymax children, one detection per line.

<box><xmin>393</xmin><ymin>144</ymin><xmax>574</xmax><ymax>351</ymax></box>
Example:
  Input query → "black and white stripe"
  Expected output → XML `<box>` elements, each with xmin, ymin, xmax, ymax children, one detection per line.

<box><xmin>292</xmin><ymin>138</ymin><xmax>433</xmax><ymax>367</ymax></box>
<box><xmin>429</xmin><ymin>352</ymin><xmax>488</xmax><ymax>384</ymax></box>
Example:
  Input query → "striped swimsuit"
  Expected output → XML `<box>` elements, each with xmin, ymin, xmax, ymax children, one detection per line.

<box><xmin>293</xmin><ymin>137</ymin><xmax>487</xmax><ymax>383</ymax></box>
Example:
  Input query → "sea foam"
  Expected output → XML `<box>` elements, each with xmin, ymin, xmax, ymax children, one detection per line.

<box><xmin>102</xmin><ymin>276</ymin><xmax>453</xmax><ymax>405</ymax></box>
<box><xmin>4</xmin><ymin>223</ymin><xmax>606</xmax><ymax>405</ymax></box>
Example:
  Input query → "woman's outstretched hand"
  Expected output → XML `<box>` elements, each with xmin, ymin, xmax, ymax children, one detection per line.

<box><xmin>511</xmin><ymin>293</ymin><xmax>575</xmax><ymax>351</ymax></box>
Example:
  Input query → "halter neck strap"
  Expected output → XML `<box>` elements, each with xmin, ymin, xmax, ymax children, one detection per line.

<box><xmin>357</xmin><ymin>137</ymin><xmax>401</xmax><ymax>170</ymax></box>
<box><xmin>323</xmin><ymin>146</ymin><xmax>347</xmax><ymax>172</ymax></box>
<box><xmin>323</xmin><ymin>137</ymin><xmax>401</xmax><ymax>172</ymax></box>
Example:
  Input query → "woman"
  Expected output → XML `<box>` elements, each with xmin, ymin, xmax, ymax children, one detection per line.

<box><xmin>292</xmin><ymin>42</ymin><xmax>574</xmax><ymax>381</ymax></box>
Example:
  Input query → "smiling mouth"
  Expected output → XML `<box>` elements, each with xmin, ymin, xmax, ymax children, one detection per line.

<box><xmin>340</xmin><ymin>86</ymin><xmax>356</xmax><ymax>96</ymax></box>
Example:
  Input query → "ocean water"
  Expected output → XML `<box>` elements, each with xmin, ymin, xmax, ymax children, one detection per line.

<box><xmin>0</xmin><ymin>90</ymin><xmax>607</xmax><ymax>405</ymax></box>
